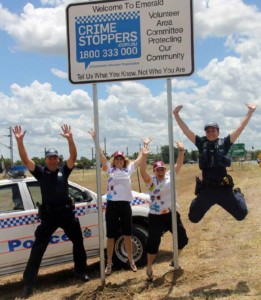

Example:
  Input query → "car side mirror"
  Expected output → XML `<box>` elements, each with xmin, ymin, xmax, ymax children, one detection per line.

<box><xmin>82</xmin><ymin>190</ymin><xmax>93</xmax><ymax>203</ymax></box>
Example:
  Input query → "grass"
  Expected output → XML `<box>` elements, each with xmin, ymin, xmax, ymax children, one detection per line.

<box><xmin>0</xmin><ymin>162</ymin><xmax>260</xmax><ymax>299</ymax></box>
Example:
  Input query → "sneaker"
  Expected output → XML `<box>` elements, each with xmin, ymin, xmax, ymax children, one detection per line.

<box><xmin>73</xmin><ymin>270</ymin><xmax>90</xmax><ymax>282</ymax></box>
<box><xmin>21</xmin><ymin>285</ymin><xmax>33</xmax><ymax>299</ymax></box>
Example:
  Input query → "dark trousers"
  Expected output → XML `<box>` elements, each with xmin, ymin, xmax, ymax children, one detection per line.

<box><xmin>146</xmin><ymin>211</ymin><xmax>189</xmax><ymax>255</ymax></box>
<box><xmin>189</xmin><ymin>186</ymin><xmax>248</xmax><ymax>223</ymax></box>
<box><xmin>105</xmin><ymin>201</ymin><xmax>132</xmax><ymax>238</ymax></box>
<box><xmin>23</xmin><ymin>213</ymin><xmax>87</xmax><ymax>285</ymax></box>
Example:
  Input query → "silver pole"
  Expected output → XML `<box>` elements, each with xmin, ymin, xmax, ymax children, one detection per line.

<box><xmin>92</xmin><ymin>83</ymin><xmax>105</xmax><ymax>285</ymax></box>
<box><xmin>167</xmin><ymin>78</ymin><xmax>179</xmax><ymax>269</ymax></box>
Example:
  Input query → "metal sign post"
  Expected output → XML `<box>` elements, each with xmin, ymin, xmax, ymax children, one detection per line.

<box><xmin>92</xmin><ymin>83</ymin><xmax>105</xmax><ymax>285</ymax></box>
<box><xmin>167</xmin><ymin>78</ymin><xmax>179</xmax><ymax>269</ymax></box>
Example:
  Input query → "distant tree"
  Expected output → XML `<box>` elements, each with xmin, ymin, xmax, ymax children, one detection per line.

<box><xmin>32</xmin><ymin>157</ymin><xmax>45</xmax><ymax>166</ymax></box>
<box><xmin>191</xmin><ymin>150</ymin><xmax>199</xmax><ymax>162</ymax></box>
<box><xmin>76</xmin><ymin>157</ymin><xmax>93</xmax><ymax>169</ymax></box>
<box><xmin>161</xmin><ymin>145</ymin><xmax>169</xmax><ymax>163</ymax></box>
<box><xmin>3</xmin><ymin>158</ymin><xmax>12</xmax><ymax>171</ymax></box>
<box><xmin>161</xmin><ymin>145</ymin><xmax>189</xmax><ymax>163</ymax></box>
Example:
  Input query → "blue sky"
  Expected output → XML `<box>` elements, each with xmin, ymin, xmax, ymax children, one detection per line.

<box><xmin>0</xmin><ymin>0</ymin><xmax>260</xmax><ymax>161</ymax></box>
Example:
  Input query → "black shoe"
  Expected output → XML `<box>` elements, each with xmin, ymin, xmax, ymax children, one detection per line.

<box><xmin>234</xmin><ymin>188</ymin><xmax>244</xmax><ymax>197</ymax></box>
<box><xmin>21</xmin><ymin>285</ymin><xmax>33</xmax><ymax>298</ymax></box>
<box><xmin>74</xmin><ymin>270</ymin><xmax>90</xmax><ymax>282</ymax></box>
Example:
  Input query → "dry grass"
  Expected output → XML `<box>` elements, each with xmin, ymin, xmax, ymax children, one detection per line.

<box><xmin>0</xmin><ymin>163</ymin><xmax>260</xmax><ymax>300</ymax></box>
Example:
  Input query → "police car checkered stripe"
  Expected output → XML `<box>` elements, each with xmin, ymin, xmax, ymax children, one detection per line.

<box><xmin>76</xmin><ymin>206</ymin><xmax>88</xmax><ymax>216</ymax></box>
<box><xmin>0</xmin><ymin>214</ymin><xmax>36</xmax><ymax>229</ymax></box>
<box><xmin>132</xmin><ymin>197</ymin><xmax>148</xmax><ymax>205</ymax></box>
<box><xmin>0</xmin><ymin>198</ymin><xmax>148</xmax><ymax>228</ymax></box>
<box><xmin>75</xmin><ymin>12</ymin><xmax>140</xmax><ymax>24</ymax></box>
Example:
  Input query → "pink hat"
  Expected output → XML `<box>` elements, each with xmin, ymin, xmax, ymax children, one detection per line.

<box><xmin>153</xmin><ymin>161</ymin><xmax>166</xmax><ymax>170</ymax></box>
<box><xmin>113</xmin><ymin>151</ymin><xmax>126</xmax><ymax>158</ymax></box>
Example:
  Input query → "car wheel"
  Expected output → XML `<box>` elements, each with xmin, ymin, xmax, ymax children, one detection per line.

<box><xmin>113</xmin><ymin>224</ymin><xmax>148</xmax><ymax>268</ymax></box>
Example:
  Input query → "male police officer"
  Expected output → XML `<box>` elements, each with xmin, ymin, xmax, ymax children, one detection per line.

<box><xmin>173</xmin><ymin>103</ymin><xmax>256</xmax><ymax>223</ymax></box>
<box><xmin>13</xmin><ymin>124</ymin><xmax>89</xmax><ymax>298</ymax></box>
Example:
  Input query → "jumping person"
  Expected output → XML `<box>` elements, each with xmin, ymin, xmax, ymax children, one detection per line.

<box><xmin>13</xmin><ymin>125</ymin><xmax>89</xmax><ymax>298</ymax></box>
<box><xmin>89</xmin><ymin>129</ymin><xmax>151</xmax><ymax>275</ymax></box>
<box><xmin>140</xmin><ymin>140</ymin><xmax>189</xmax><ymax>281</ymax></box>
<box><xmin>173</xmin><ymin>103</ymin><xmax>257</xmax><ymax>223</ymax></box>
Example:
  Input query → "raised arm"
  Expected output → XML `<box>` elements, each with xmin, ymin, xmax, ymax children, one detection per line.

<box><xmin>173</xmin><ymin>105</ymin><xmax>196</xmax><ymax>144</ymax></box>
<box><xmin>139</xmin><ymin>145</ymin><xmax>151</xmax><ymax>184</ymax></box>
<box><xmin>230</xmin><ymin>103</ymin><xmax>257</xmax><ymax>144</ymax></box>
<box><xmin>60</xmin><ymin>124</ymin><xmax>77</xmax><ymax>169</ymax></box>
<box><xmin>174</xmin><ymin>141</ymin><xmax>185</xmax><ymax>175</ymax></box>
<box><xmin>12</xmin><ymin>125</ymin><xmax>35</xmax><ymax>172</ymax></box>
<box><xmin>88</xmin><ymin>128</ymin><xmax>107</xmax><ymax>169</ymax></box>
<box><xmin>133</xmin><ymin>137</ymin><xmax>153</xmax><ymax>169</ymax></box>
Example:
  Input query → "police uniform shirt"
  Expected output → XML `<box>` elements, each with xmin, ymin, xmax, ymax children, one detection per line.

<box><xmin>195</xmin><ymin>135</ymin><xmax>232</xmax><ymax>181</ymax></box>
<box><xmin>31</xmin><ymin>163</ymin><xmax>72</xmax><ymax>207</ymax></box>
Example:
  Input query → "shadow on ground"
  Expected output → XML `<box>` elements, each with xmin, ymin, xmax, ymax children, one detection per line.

<box><xmin>0</xmin><ymin>261</ymin><xmax>101</xmax><ymax>300</ymax></box>
<box><xmin>161</xmin><ymin>280</ymin><xmax>251</xmax><ymax>300</ymax></box>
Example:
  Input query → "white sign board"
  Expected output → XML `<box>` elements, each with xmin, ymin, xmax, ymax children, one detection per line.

<box><xmin>66</xmin><ymin>0</ymin><xmax>194</xmax><ymax>84</ymax></box>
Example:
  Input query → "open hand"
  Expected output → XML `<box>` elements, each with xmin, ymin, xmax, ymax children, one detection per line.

<box><xmin>175</xmin><ymin>140</ymin><xmax>184</xmax><ymax>151</ymax></box>
<box><xmin>142</xmin><ymin>137</ymin><xmax>153</xmax><ymax>147</ymax></box>
<box><xmin>173</xmin><ymin>105</ymin><xmax>183</xmax><ymax>115</ymax></box>
<box><xmin>12</xmin><ymin>125</ymin><xmax>26</xmax><ymax>140</ymax></box>
<box><xmin>246</xmin><ymin>103</ymin><xmax>257</xmax><ymax>112</ymax></box>
<box><xmin>60</xmin><ymin>124</ymin><xmax>72</xmax><ymax>139</ymax></box>
<box><xmin>88</xmin><ymin>128</ymin><xmax>95</xmax><ymax>140</ymax></box>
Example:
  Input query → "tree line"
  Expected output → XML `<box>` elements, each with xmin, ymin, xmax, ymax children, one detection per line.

<box><xmin>1</xmin><ymin>146</ymin><xmax>260</xmax><ymax>172</ymax></box>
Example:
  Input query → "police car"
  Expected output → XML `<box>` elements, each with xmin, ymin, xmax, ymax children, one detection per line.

<box><xmin>0</xmin><ymin>175</ymin><xmax>150</xmax><ymax>276</ymax></box>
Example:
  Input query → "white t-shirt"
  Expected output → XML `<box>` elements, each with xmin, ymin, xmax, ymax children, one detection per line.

<box><xmin>146</xmin><ymin>170</ymin><xmax>178</xmax><ymax>215</ymax></box>
<box><xmin>105</xmin><ymin>162</ymin><xmax>135</xmax><ymax>201</ymax></box>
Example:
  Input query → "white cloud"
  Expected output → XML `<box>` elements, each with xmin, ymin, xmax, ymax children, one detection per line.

<box><xmin>0</xmin><ymin>3</ymin><xmax>66</xmax><ymax>53</ymax></box>
<box><xmin>0</xmin><ymin>0</ymin><xmax>260</xmax><ymax>160</ymax></box>
<box><xmin>195</xmin><ymin>0</ymin><xmax>261</xmax><ymax>38</ymax></box>
<box><xmin>51</xmin><ymin>68</ymin><xmax>67</xmax><ymax>79</ymax></box>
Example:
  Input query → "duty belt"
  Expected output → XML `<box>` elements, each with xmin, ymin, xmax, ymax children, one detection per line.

<box><xmin>203</xmin><ymin>176</ymin><xmax>233</xmax><ymax>188</ymax></box>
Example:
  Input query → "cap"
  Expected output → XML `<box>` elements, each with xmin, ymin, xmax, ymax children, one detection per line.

<box><xmin>45</xmin><ymin>148</ymin><xmax>58</xmax><ymax>157</ymax></box>
<box><xmin>113</xmin><ymin>151</ymin><xmax>126</xmax><ymax>158</ymax></box>
<box><xmin>153</xmin><ymin>161</ymin><xmax>166</xmax><ymax>171</ymax></box>
<box><xmin>204</xmin><ymin>122</ymin><xmax>219</xmax><ymax>131</ymax></box>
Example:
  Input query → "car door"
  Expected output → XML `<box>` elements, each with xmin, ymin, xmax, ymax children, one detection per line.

<box><xmin>0</xmin><ymin>182</ymin><xmax>36</xmax><ymax>275</ymax></box>
<box><xmin>69</xmin><ymin>182</ymin><xmax>100</xmax><ymax>251</ymax></box>
<box><xmin>25</xmin><ymin>181</ymin><xmax>100</xmax><ymax>259</ymax></box>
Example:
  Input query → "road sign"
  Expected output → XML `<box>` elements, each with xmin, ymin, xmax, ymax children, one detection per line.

<box><xmin>66</xmin><ymin>0</ymin><xmax>194</xmax><ymax>84</ymax></box>
<box><xmin>229</xmin><ymin>143</ymin><xmax>246</xmax><ymax>157</ymax></box>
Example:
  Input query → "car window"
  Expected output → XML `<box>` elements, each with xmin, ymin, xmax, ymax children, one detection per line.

<box><xmin>26</xmin><ymin>182</ymin><xmax>92</xmax><ymax>206</ymax></box>
<box><xmin>0</xmin><ymin>184</ymin><xmax>24</xmax><ymax>212</ymax></box>
<box><xmin>26</xmin><ymin>182</ymin><xmax>42</xmax><ymax>208</ymax></box>
<box><xmin>69</xmin><ymin>185</ymin><xmax>93</xmax><ymax>203</ymax></box>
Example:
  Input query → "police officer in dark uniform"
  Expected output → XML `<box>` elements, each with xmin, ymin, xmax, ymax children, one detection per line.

<box><xmin>173</xmin><ymin>103</ymin><xmax>257</xmax><ymax>223</ymax></box>
<box><xmin>13</xmin><ymin>124</ymin><xmax>89</xmax><ymax>298</ymax></box>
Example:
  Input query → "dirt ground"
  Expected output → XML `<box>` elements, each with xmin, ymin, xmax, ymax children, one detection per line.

<box><xmin>0</xmin><ymin>163</ymin><xmax>260</xmax><ymax>300</ymax></box>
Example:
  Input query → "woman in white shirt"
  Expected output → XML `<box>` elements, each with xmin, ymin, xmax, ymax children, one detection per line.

<box><xmin>140</xmin><ymin>141</ymin><xmax>189</xmax><ymax>281</ymax></box>
<box><xmin>89</xmin><ymin>129</ymin><xmax>150</xmax><ymax>275</ymax></box>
